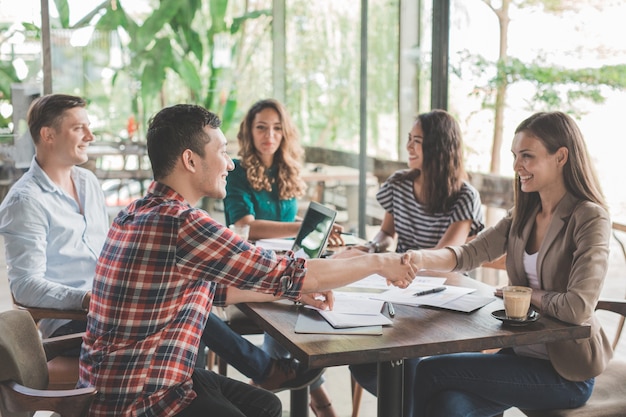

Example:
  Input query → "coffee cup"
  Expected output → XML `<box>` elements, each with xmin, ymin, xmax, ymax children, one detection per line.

<box><xmin>229</xmin><ymin>223</ymin><xmax>250</xmax><ymax>241</ymax></box>
<box><xmin>502</xmin><ymin>286</ymin><xmax>532</xmax><ymax>320</ymax></box>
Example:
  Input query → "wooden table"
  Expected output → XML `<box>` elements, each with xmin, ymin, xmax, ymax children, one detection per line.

<box><xmin>239</xmin><ymin>272</ymin><xmax>591</xmax><ymax>417</ymax></box>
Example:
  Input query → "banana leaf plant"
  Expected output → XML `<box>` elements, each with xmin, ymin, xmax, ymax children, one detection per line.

<box><xmin>86</xmin><ymin>0</ymin><xmax>271</xmax><ymax>133</ymax></box>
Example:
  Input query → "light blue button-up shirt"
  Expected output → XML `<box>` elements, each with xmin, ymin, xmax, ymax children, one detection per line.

<box><xmin>0</xmin><ymin>157</ymin><xmax>109</xmax><ymax>337</ymax></box>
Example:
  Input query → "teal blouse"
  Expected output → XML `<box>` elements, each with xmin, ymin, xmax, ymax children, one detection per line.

<box><xmin>223</xmin><ymin>159</ymin><xmax>298</xmax><ymax>225</ymax></box>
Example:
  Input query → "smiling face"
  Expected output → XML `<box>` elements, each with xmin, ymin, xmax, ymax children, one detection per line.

<box><xmin>406</xmin><ymin>120</ymin><xmax>424</xmax><ymax>171</ymax></box>
<box><xmin>251</xmin><ymin>108</ymin><xmax>283</xmax><ymax>166</ymax></box>
<box><xmin>197</xmin><ymin>126</ymin><xmax>234</xmax><ymax>199</ymax></box>
<box><xmin>511</xmin><ymin>131</ymin><xmax>565</xmax><ymax>195</ymax></box>
<box><xmin>45</xmin><ymin>107</ymin><xmax>94</xmax><ymax>167</ymax></box>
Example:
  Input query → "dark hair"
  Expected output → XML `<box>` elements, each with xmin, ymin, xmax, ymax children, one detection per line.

<box><xmin>396</xmin><ymin>109</ymin><xmax>466</xmax><ymax>213</ymax></box>
<box><xmin>146</xmin><ymin>104</ymin><xmax>222</xmax><ymax>180</ymax></box>
<box><xmin>27</xmin><ymin>94</ymin><xmax>87</xmax><ymax>144</ymax></box>
<box><xmin>237</xmin><ymin>98</ymin><xmax>306</xmax><ymax>200</ymax></box>
<box><xmin>511</xmin><ymin>111</ymin><xmax>606</xmax><ymax>236</ymax></box>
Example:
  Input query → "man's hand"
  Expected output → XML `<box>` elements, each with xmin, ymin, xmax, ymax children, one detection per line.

<box><xmin>300</xmin><ymin>291</ymin><xmax>335</xmax><ymax>311</ymax></box>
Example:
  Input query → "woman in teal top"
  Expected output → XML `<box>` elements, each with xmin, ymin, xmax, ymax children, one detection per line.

<box><xmin>224</xmin><ymin>99</ymin><xmax>307</xmax><ymax>241</ymax></box>
<box><xmin>224</xmin><ymin>159</ymin><xmax>299</xmax><ymax>225</ymax></box>
<box><xmin>223</xmin><ymin>98</ymin><xmax>339</xmax><ymax>417</ymax></box>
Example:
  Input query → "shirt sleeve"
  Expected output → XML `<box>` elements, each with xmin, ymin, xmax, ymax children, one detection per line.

<box><xmin>450</xmin><ymin>183</ymin><xmax>485</xmax><ymax>236</ymax></box>
<box><xmin>376</xmin><ymin>171</ymin><xmax>405</xmax><ymax>215</ymax></box>
<box><xmin>223</xmin><ymin>160</ymin><xmax>256</xmax><ymax>225</ymax></box>
<box><xmin>176</xmin><ymin>209</ymin><xmax>306</xmax><ymax>301</ymax></box>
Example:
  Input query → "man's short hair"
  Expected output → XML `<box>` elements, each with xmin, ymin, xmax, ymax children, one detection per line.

<box><xmin>27</xmin><ymin>94</ymin><xmax>87</xmax><ymax>144</ymax></box>
<box><xmin>147</xmin><ymin>104</ymin><xmax>222</xmax><ymax>180</ymax></box>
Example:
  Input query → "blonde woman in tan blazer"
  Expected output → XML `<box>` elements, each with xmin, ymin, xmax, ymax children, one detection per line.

<box><xmin>407</xmin><ymin>111</ymin><xmax>612</xmax><ymax>417</ymax></box>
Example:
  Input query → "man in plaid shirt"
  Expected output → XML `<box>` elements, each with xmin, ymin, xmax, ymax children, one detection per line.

<box><xmin>78</xmin><ymin>104</ymin><xmax>418</xmax><ymax>417</ymax></box>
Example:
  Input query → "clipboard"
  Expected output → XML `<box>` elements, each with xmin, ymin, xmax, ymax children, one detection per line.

<box><xmin>294</xmin><ymin>310</ymin><xmax>383</xmax><ymax>335</ymax></box>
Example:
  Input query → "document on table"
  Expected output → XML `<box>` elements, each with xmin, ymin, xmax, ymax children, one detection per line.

<box><xmin>346</xmin><ymin>274</ymin><xmax>446</xmax><ymax>291</ymax></box>
<box><xmin>373</xmin><ymin>284</ymin><xmax>495</xmax><ymax>313</ymax></box>
<box><xmin>306</xmin><ymin>292</ymin><xmax>392</xmax><ymax>328</ymax></box>
<box><xmin>373</xmin><ymin>284</ymin><xmax>474</xmax><ymax>307</ymax></box>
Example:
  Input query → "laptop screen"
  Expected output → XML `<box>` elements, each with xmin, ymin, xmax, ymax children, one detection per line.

<box><xmin>291</xmin><ymin>201</ymin><xmax>337</xmax><ymax>259</ymax></box>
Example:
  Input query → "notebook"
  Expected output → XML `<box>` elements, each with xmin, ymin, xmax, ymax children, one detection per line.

<box><xmin>291</xmin><ymin>201</ymin><xmax>337</xmax><ymax>259</ymax></box>
<box><xmin>294</xmin><ymin>307</ymin><xmax>383</xmax><ymax>335</ymax></box>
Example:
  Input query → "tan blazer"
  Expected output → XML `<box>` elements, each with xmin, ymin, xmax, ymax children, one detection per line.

<box><xmin>450</xmin><ymin>192</ymin><xmax>613</xmax><ymax>381</ymax></box>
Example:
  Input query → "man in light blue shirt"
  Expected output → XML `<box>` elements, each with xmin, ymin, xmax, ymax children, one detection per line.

<box><xmin>0</xmin><ymin>94</ymin><xmax>108</xmax><ymax>338</ymax></box>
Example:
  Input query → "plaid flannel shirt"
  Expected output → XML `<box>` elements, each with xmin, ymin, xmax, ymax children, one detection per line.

<box><xmin>78</xmin><ymin>181</ymin><xmax>305</xmax><ymax>417</ymax></box>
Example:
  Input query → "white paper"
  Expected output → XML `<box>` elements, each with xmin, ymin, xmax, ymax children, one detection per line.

<box><xmin>305</xmin><ymin>292</ymin><xmax>386</xmax><ymax>315</ymax></box>
<box><xmin>346</xmin><ymin>274</ymin><xmax>446</xmax><ymax>290</ymax></box>
<box><xmin>373</xmin><ymin>284</ymin><xmax>475</xmax><ymax>308</ymax></box>
<box><xmin>304</xmin><ymin>292</ymin><xmax>391</xmax><ymax>328</ymax></box>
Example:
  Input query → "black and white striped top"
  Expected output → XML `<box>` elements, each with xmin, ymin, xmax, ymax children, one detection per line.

<box><xmin>376</xmin><ymin>171</ymin><xmax>485</xmax><ymax>253</ymax></box>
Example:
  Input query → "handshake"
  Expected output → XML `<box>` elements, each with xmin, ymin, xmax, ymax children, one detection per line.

<box><xmin>376</xmin><ymin>250</ymin><xmax>424</xmax><ymax>289</ymax></box>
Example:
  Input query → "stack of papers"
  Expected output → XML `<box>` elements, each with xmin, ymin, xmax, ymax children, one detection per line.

<box><xmin>345</xmin><ymin>274</ymin><xmax>496</xmax><ymax>313</ymax></box>
<box><xmin>294</xmin><ymin>275</ymin><xmax>496</xmax><ymax>335</ymax></box>
<box><xmin>314</xmin><ymin>295</ymin><xmax>392</xmax><ymax>328</ymax></box>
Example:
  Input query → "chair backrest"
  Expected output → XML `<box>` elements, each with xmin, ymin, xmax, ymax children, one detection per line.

<box><xmin>0</xmin><ymin>310</ymin><xmax>49</xmax><ymax>390</ymax></box>
<box><xmin>609</xmin><ymin>221</ymin><xmax>626</xmax><ymax>349</ymax></box>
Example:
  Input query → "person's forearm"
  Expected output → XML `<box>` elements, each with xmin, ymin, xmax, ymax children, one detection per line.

<box><xmin>224</xmin><ymin>287</ymin><xmax>281</xmax><ymax>304</ymax></box>
<box><xmin>303</xmin><ymin>252</ymin><xmax>415</xmax><ymax>292</ymax></box>
<box><xmin>418</xmin><ymin>247</ymin><xmax>458</xmax><ymax>272</ymax></box>
<box><xmin>248</xmin><ymin>220</ymin><xmax>300</xmax><ymax>241</ymax></box>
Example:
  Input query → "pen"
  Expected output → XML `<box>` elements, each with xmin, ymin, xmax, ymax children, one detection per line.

<box><xmin>387</xmin><ymin>302</ymin><xmax>395</xmax><ymax>318</ymax></box>
<box><xmin>414</xmin><ymin>286</ymin><xmax>447</xmax><ymax>296</ymax></box>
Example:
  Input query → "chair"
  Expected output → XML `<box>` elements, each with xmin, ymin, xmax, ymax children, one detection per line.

<box><xmin>0</xmin><ymin>309</ymin><xmax>96</xmax><ymax>417</ymax></box>
<box><xmin>519</xmin><ymin>299</ymin><xmax>626</xmax><ymax>417</ymax></box>
<box><xmin>608</xmin><ymin>221</ymin><xmax>626</xmax><ymax>348</ymax></box>
<box><xmin>11</xmin><ymin>297</ymin><xmax>87</xmax><ymax>390</ymax></box>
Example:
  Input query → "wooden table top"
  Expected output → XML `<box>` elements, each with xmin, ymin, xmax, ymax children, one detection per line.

<box><xmin>238</xmin><ymin>272</ymin><xmax>591</xmax><ymax>369</ymax></box>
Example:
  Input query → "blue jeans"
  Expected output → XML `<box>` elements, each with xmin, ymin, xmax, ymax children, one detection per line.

<box><xmin>202</xmin><ymin>312</ymin><xmax>273</xmax><ymax>383</ymax></box>
<box><xmin>349</xmin><ymin>358</ymin><xmax>421</xmax><ymax>417</ymax></box>
<box><xmin>412</xmin><ymin>349</ymin><xmax>594</xmax><ymax>417</ymax></box>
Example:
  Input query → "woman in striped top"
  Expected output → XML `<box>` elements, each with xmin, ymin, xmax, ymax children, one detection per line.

<box><xmin>346</xmin><ymin>109</ymin><xmax>485</xmax><ymax>416</ymax></box>
<box><xmin>358</xmin><ymin>109</ymin><xmax>484</xmax><ymax>254</ymax></box>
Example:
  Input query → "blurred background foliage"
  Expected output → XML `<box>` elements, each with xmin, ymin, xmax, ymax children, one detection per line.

<box><xmin>1</xmin><ymin>0</ymin><xmax>626</xmax><ymax>173</ymax></box>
